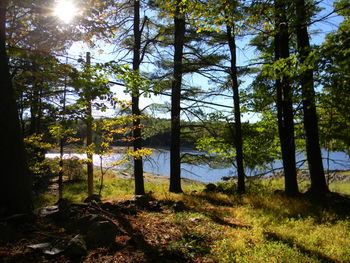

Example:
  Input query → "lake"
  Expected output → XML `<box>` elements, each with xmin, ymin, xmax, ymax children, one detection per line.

<box><xmin>46</xmin><ymin>150</ymin><xmax>350</xmax><ymax>183</ymax></box>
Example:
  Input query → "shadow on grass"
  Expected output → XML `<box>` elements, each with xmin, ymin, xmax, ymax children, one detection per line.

<box><xmin>253</xmin><ymin>191</ymin><xmax>350</xmax><ymax>221</ymax></box>
<box><xmin>195</xmin><ymin>189</ymin><xmax>350</xmax><ymax>221</ymax></box>
<box><xmin>265</xmin><ymin>231</ymin><xmax>340</xmax><ymax>263</ymax></box>
<box><xmin>304</xmin><ymin>192</ymin><xmax>350</xmax><ymax>218</ymax></box>
<box><xmin>111</xmin><ymin>210</ymin><xmax>192</xmax><ymax>263</ymax></box>
<box><xmin>186</xmin><ymin>191</ymin><xmax>349</xmax><ymax>263</ymax></box>
<box><xmin>185</xmin><ymin>192</ymin><xmax>241</xmax><ymax>207</ymax></box>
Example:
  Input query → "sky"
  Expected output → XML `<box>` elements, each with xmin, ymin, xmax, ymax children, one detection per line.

<box><xmin>63</xmin><ymin>0</ymin><xmax>344</xmax><ymax>121</ymax></box>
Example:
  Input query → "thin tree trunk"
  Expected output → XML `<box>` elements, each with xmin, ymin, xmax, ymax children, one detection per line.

<box><xmin>0</xmin><ymin>1</ymin><xmax>32</xmax><ymax>215</ymax></box>
<box><xmin>295</xmin><ymin>0</ymin><xmax>328</xmax><ymax>194</ymax></box>
<box><xmin>275</xmin><ymin>0</ymin><xmax>299</xmax><ymax>195</ymax></box>
<box><xmin>226</xmin><ymin>24</ymin><xmax>245</xmax><ymax>194</ymax></box>
<box><xmin>99</xmin><ymin>156</ymin><xmax>104</xmax><ymax>196</ymax></box>
<box><xmin>170</xmin><ymin>0</ymin><xmax>185</xmax><ymax>193</ymax></box>
<box><xmin>133</xmin><ymin>0</ymin><xmax>145</xmax><ymax>195</ymax></box>
<box><xmin>58</xmin><ymin>61</ymin><xmax>67</xmax><ymax>200</ymax></box>
<box><xmin>86</xmin><ymin>52</ymin><xmax>94</xmax><ymax>197</ymax></box>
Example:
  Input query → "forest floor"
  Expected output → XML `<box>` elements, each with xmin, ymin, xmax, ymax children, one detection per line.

<box><xmin>1</xmin><ymin>171</ymin><xmax>350</xmax><ymax>263</ymax></box>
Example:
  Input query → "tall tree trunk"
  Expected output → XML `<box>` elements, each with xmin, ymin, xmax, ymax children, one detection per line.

<box><xmin>275</xmin><ymin>0</ymin><xmax>299</xmax><ymax>195</ymax></box>
<box><xmin>0</xmin><ymin>1</ymin><xmax>32</xmax><ymax>216</ymax></box>
<box><xmin>133</xmin><ymin>0</ymin><xmax>145</xmax><ymax>195</ymax></box>
<box><xmin>58</xmin><ymin>64</ymin><xmax>68</xmax><ymax>200</ymax></box>
<box><xmin>295</xmin><ymin>0</ymin><xmax>328</xmax><ymax>194</ymax></box>
<box><xmin>86</xmin><ymin>52</ymin><xmax>94</xmax><ymax>197</ymax></box>
<box><xmin>169</xmin><ymin>0</ymin><xmax>185</xmax><ymax>193</ymax></box>
<box><xmin>226</xmin><ymin>24</ymin><xmax>245</xmax><ymax>194</ymax></box>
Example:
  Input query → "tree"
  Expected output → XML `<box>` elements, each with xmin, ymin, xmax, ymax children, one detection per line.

<box><xmin>71</xmin><ymin>59</ymin><xmax>112</xmax><ymax>197</ymax></box>
<box><xmin>223</xmin><ymin>0</ymin><xmax>245</xmax><ymax>194</ymax></box>
<box><xmin>274</xmin><ymin>0</ymin><xmax>298</xmax><ymax>195</ymax></box>
<box><xmin>294</xmin><ymin>0</ymin><xmax>328</xmax><ymax>194</ymax></box>
<box><xmin>185</xmin><ymin>0</ymin><xmax>247</xmax><ymax>192</ymax></box>
<box><xmin>85</xmin><ymin>52</ymin><xmax>94</xmax><ymax>197</ymax></box>
<box><xmin>169</xmin><ymin>0</ymin><xmax>186</xmax><ymax>193</ymax></box>
<box><xmin>0</xmin><ymin>0</ymin><xmax>32</xmax><ymax>215</ymax></box>
<box><xmin>132</xmin><ymin>0</ymin><xmax>145</xmax><ymax>195</ymax></box>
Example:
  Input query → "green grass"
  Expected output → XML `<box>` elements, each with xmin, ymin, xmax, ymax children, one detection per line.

<box><xmin>168</xmin><ymin>190</ymin><xmax>350</xmax><ymax>262</ymax></box>
<box><xmin>34</xmin><ymin>169</ymin><xmax>205</xmax><ymax>205</ymax></box>
<box><xmin>329</xmin><ymin>181</ymin><xmax>350</xmax><ymax>195</ymax></box>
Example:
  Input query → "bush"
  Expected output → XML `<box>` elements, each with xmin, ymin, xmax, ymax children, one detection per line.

<box><xmin>63</xmin><ymin>157</ymin><xmax>86</xmax><ymax>181</ymax></box>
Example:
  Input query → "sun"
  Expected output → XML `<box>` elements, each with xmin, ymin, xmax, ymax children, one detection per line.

<box><xmin>53</xmin><ymin>0</ymin><xmax>78</xmax><ymax>23</ymax></box>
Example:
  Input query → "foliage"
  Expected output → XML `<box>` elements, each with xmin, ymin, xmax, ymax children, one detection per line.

<box><xmin>195</xmin><ymin>112</ymin><xmax>279</xmax><ymax>171</ymax></box>
<box><xmin>23</xmin><ymin>133</ymin><xmax>54</xmax><ymax>187</ymax></box>
<box><xmin>317</xmin><ymin>2</ymin><xmax>350</xmax><ymax>154</ymax></box>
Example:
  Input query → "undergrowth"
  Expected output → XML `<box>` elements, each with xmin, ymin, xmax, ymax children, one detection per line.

<box><xmin>33</xmin><ymin>170</ymin><xmax>350</xmax><ymax>263</ymax></box>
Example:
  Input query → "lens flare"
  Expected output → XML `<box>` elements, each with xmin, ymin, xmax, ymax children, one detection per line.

<box><xmin>53</xmin><ymin>1</ymin><xmax>77</xmax><ymax>23</ymax></box>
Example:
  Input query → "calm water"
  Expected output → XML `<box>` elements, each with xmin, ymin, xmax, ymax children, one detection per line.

<box><xmin>46</xmin><ymin>150</ymin><xmax>350</xmax><ymax>183</ymax></box>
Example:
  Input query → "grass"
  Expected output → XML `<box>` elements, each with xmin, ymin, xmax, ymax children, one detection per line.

<box><xmin>34</xmin><ymin>170</ymin><xmax>350</xmax><ymax>263</ymax></box>
<box><xmin>330</xmin><ymin>181</ymin><xmax>350</xmax><ymax>195</ymax></box>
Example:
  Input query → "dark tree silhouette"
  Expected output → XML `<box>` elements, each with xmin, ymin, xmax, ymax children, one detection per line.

<box><xmin>275</xmin><ymin>0</ymin><xmax>299</xmax><ymax>195</ymax></box>
<box><xmin>0</xmin><ymin>1</ymin><xmax>32</xmax><ymax>216</ymax></box>
<box><xmin>170</xmin><ymin>0</ymin><xmax>185</xmax><ymax>193</ymax></box>
<box><xmin>295</xmin><ymin>0</ymin><xmax>329</xmax><ymax>194</ymax></box>
<box><xmin>226</xmin><ymin>23</ymin><xmax>245</xmax><ymax>194</ymax></box>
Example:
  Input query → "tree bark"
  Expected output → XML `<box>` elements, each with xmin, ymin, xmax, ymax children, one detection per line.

<box><xmin>133</xmin><ymin>0</ymin><xmax>145</xmax><ymax>195</ymax></box>
<box><xmin>0</xmin><ymin>0</ymin><xmax>32</xmax><ymax>216</ymax></box>
<box><xmin>169</xmin><ymin>0</ymin><xmax>185</xmax><ymax>193</ymax></box>
<box><xmin>58</xmin><ymin>66</ymin><xmax>68</xmax><ymax>200</ymax></box>
<box><xmin>86</xmin><ymin>52</ymin><xmax>94</xmax><ymax>197</ymax></box>
<box><xmin>275</xmin><ymin>0</ymin><xmax>299</xmax><ymax>195</ymax></box>
<box><xmin>295</xmin><ymin>0</ymin><xmax>328</xmax><ymax>194</ymax></box>
<box><xmin>226</xmin><ymin>24</ymin><xmax>245</xmax><ymax>194</ymax></box>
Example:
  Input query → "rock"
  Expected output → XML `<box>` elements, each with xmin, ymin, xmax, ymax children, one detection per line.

<box><xmin>27</xmin><ymin>242</ymin><xmax>64</xmax><ymax>256</ymax></box>
<box><xmin>0</xmin><ymin>223</ymin><xmax>21</xmax><ymax>242</ymax></box>
<box><xmin>57</xmin><ymin>198</ymin><xmax>70</xmax><ymax>210</ymax></box>
<box><xmin>148</xmin><ymin>201</ymin><xmax>161</xmax><ymax>212</ymax></box>
<box><xmin>118</xmin><ymin>205</ymin><xmax>137</xmax><ymax>215</ymax></box>
<box><xmin>159</xmin><ymin>200</ymin><xmax>175</xmax><ymax>207</ymax></box>
<box><xmin>204</xmin><ymin>183</ymin><xmax>217</xmax><ymax>193</ymax></box>
<box><xmin>27</xmin><ymin>242</ymin><xmax>51</xmax><ymax>250</ymax></box>
<box><xmin>134</xmin><ymin>195</ymin><xmax>151</xmax><ymax>207</ymax></box>
<box><xmin>39</xmin><ymin>202</ymin><xmax>71</xmax><ymax>220</ymax></box>
<box><xmin>65</xmin><ymin>234</ymin><xmax>87</xmax><ymax>257</ymax></box>
<box><xmin>118</xmin><ymin>200</ymin><xmax>134</xmax><ymax>206</ymax></box>
<box><xmin>115</xmin><ymin>200</ymin><xmax>138</xmax><ymax>215</ymax></box>
<box><xmin>86</xmin><ymin>220</ymin><xmax>119</xmax><ymax>247</ymax></box>
<box><xmin>70</xmin><ymin>202</ymin><xmax>89</xmax><ymax>208</ymax></box>
<box><xmin>43</xmin><ymin>247</ymin><xmax>64</xmax><ymax>256</ymax></box>
<box><xmin>3</xmin><ymin>213</ymin><xmax>35</xmax><ymax>225</ymax></box>
<box><xmin>76</xmin><ymin>214</ymin><xmax>107</xmax><ymax>232</ymax></box>
<box><xmin>39</xmin><ymin>205</ymin><xmax>59</xmax><ymax>217</ymax></box>
<box><xmin>172</xmin><ymin>201</ymin><xmax>186</xmax><ymax>212</ymax></box>
<box><xmin>101</xmin><ymin>202</ymin><xmax>116</xmax><ymax>211</ymax></box>
<box><xmin>55</xmin><ymin>198</ymin><xmax>72</xmax><ymax>220</ymax></box>
<box><xmin>87</xmin><ymin>214</ymin><xmax>106</xmax><ymax>223</ymax></box>
<box><xmin>84</xmin><ymin>194</ymin><xmax>101</xmax><ymax>203</ymax></box>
